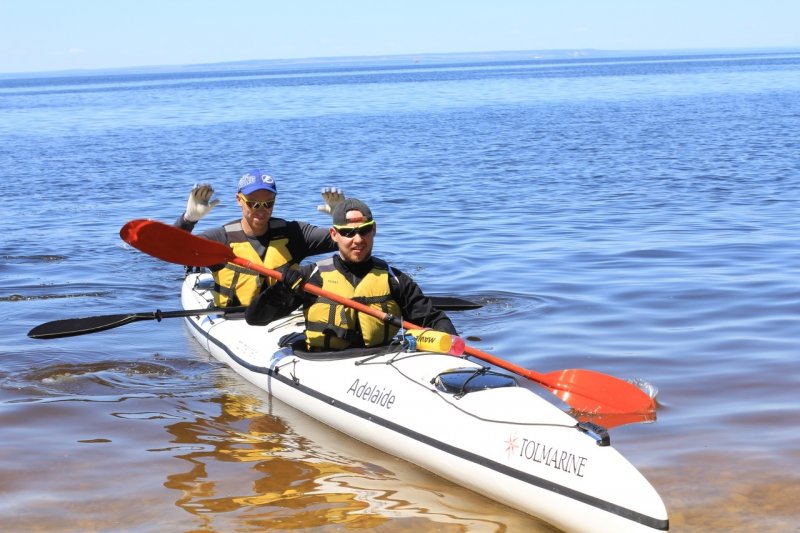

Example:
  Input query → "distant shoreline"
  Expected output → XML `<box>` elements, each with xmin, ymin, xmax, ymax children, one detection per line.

<box><xmin>2</xmin><ymin>47</ymin><xmax>799</xmax><ymax>80</ymax></box>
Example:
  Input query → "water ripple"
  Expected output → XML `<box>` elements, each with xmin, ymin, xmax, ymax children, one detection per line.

<box><xmin>3</xmin><ymin>358</ymin><xmax>215</xmax><ymax>401</ymax></box>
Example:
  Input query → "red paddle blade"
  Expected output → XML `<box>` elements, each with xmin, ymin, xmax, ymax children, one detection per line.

<box><xmin>543</xmin><ymin>369</ymin><xmax>656</xmax><ymax>415</ymax></box>
<box><xmin>463</xmin><ymin>345</ymin><xmax>655</xmax><ymax>416</ymax></box>
<box><xmin>120</xmin><ymin>219</ymin><xmax>233</xmax><ymax>267</ymax></box>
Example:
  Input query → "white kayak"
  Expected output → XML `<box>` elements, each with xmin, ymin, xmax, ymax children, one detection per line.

<box><xmin>181</xmin><ymin>272</ymin><xmax>668</xmax><ymax>532</ymax></box>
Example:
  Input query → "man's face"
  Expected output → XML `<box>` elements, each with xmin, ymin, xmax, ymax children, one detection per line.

<box><xmin>237</xmin><ymin>190</ymin><xmax>276</xmax><ymax>236</ymax></box>
<box><xmin>331</xmin><ymin>210</ymin><xmax>375</xmax><ymax>263</ymax></box>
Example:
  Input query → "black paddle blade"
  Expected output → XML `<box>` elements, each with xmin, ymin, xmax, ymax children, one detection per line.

<box><xmin>28</xmin><ymin>314</ymin><xmax>144</xmax><ymax>339</ymax></box>
<box><xmin>27</xmin><ymin>307</ymin><xmax>247</xmax><ymax>340</ymax></box>
<box><xmin>430</xmin><ymin>296</ymin><xmax>482</xmax><ymax>311</ymax></box>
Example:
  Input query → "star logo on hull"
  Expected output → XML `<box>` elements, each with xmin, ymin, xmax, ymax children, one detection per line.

<box><xmin>505</xmin><ymin>434</ymin><xmax>518</xmax><ymax>459</ymax></box>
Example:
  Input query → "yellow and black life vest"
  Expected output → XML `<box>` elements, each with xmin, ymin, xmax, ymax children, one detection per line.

<box><xmin>304</xmin><ymin>257</ymin><xmax>402</xmax><ymax>350</ymax></box>
<box><xmin>212</xmin><ymin>219</ymin><xmax>296</xmax><ymax>307</ymax></box>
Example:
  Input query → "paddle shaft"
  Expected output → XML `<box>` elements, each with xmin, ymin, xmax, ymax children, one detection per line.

<box><xmin>234</xmin><ymin>259</ymin><xmax>655</xmax><ymax>414</ymax></box>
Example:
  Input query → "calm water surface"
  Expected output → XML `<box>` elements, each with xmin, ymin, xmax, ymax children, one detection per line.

<box><xmin>2</xmin><ymin>51</ymin><xmax>799</xmax><ymax>531</ymax></box>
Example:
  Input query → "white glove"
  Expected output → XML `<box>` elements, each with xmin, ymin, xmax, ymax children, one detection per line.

<box><xmin>184</xmin><ymin>184</ymin><xmax>220</xmax><ymax>222</ymax></box>
<box><xmin>317</xmin><ymin>187</ymin><xmax>345</xmax><ymax>215</ymax></box>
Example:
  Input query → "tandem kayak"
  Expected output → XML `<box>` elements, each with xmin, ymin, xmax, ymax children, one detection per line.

<box><xmin>181</xmin><ymin>271</ymin><xmax>668</xmax><ymax>532</ymax></box>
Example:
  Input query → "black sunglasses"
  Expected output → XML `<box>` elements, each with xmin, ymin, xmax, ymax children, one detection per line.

<box><xmin>333</xmin><ymin>220</ymin><xmax>375</xmax><ymax>238</ymax></box>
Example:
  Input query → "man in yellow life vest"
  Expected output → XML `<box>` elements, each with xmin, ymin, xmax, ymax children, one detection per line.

<box><xmin>245</xmin><ymin>198</ymin><xmax>457</xmax><ymax>351</ymax></box>
<box><xmin>174</xmin><ymin>169</ymin><xmax>342</xmax><ymax>307</ymax></box>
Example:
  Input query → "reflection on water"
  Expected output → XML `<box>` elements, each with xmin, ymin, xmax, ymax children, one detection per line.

<box><xmin>0</xmin><ymin>358</ymin><xmax>549</xmax><ymax>531</ymax></box>
<box><xmin>160</xmin><ymin>390</ymin><xmax>542</xmax><ymax>532</ymax></box>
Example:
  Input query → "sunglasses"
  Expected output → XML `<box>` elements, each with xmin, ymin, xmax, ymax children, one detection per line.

<box><xmin>238</xmin><ymin>194</ymin><xmax>275</xmax><ymax>210</ymax></box>
<box><xmin>334</xmin><ymin>220</ymin><xmax>375</xmax><ymax>238</ymax></box>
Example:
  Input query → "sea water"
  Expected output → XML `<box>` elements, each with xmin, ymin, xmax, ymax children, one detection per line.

<box><xmin>1</xmin><ymin>51</ymin><xmax>799</xmax><ymax>531</ymax></box>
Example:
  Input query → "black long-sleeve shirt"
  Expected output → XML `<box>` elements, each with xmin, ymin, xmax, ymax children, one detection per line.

<box><xmin>246</xmin><ymin>254</ymin><xmax>457</xmax><ymax>341</ymax></box>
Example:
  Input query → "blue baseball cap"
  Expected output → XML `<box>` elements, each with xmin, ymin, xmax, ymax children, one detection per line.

<box><xmin>237</xmin><ymin>169</ymin><xmax>277</xmax><ymax>195</ymax></box>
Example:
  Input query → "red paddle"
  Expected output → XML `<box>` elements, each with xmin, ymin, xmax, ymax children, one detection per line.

<box><xmin>121</xmin><ymin>219</ymin><xmax>656</xmax><ymax>416</ymax></box>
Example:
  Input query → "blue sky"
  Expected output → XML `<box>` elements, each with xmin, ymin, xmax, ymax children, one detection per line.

<box><xmin>2</xmin><ymin>0</ymin><xmax>799</xmax><ymax>74</ymax></box>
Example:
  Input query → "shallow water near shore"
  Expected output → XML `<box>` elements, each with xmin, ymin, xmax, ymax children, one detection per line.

<box><xmin>2</xmin><ymin>51</ymin><xmax>799</xmax><ymax>531</ymax></box>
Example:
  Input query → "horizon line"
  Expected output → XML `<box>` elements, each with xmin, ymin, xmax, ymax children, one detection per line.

<box><xmin>2</xmin><ymin>45</ymin><xmax>799</xmax><ymax>79</ymax></box>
